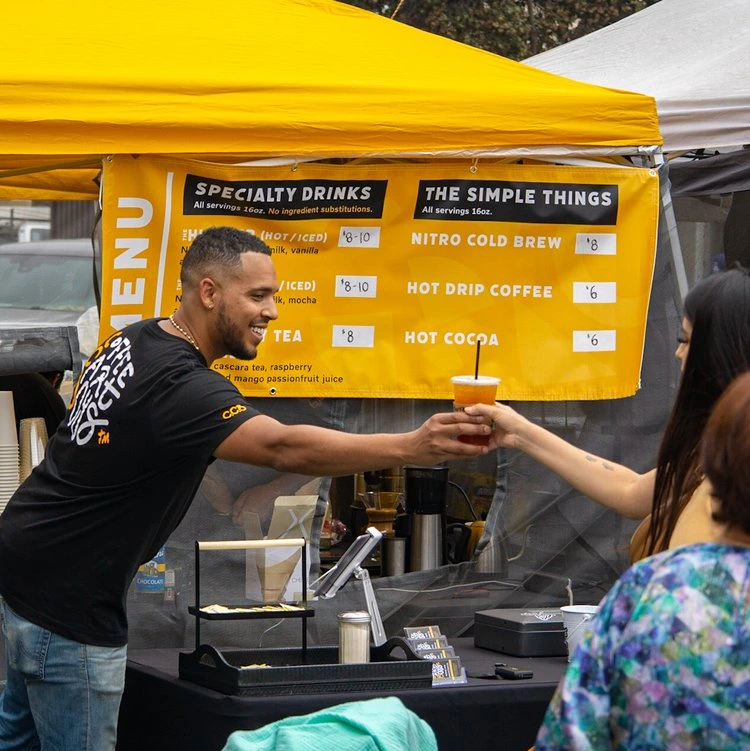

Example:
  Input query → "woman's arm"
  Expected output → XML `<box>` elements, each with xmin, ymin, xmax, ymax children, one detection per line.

<box><xmin>466</xmin><ymin>402</ymin><xmax>654</xmax><ymax>519</ymax></box>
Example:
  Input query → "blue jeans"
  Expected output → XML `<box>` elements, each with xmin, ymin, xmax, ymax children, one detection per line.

<box><xmin>0</xmin><ymin>602</ymin><xmax>127</xmax><ymax>750</ymax></box>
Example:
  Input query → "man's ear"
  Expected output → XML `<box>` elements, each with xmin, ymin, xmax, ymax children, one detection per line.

<box><xmin>198</xmin><ymin>276</ymin><xmax>219</xmax><ymax>309</ymax></box>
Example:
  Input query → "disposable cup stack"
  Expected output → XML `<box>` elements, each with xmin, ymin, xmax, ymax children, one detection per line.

<box><xmin>19</xmin><ymin>417</ymin><xmax>48</xmax><ymax>483</ymax></box>
<box><xmin>0</xmin><ymin>392</ymin><xmax>20</xmax><ymax>514</ymax></box>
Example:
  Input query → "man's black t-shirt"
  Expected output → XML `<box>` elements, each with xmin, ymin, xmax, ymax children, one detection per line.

<box><xmin>0</xmin><ymin>319</ymin><xmax>258</xmax><ymax>646</ymax></box>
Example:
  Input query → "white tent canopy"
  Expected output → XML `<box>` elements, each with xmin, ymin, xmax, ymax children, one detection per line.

<box><xmin>525</xmin><ymin>0</ymin><xmax>750</xmax><ymax>154</ymax></box>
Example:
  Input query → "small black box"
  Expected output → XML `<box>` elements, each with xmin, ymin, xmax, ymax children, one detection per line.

<box><xmin>474</xmin><ymin>607</ymin><xmax>566</xmax><ymax>657</ymax></box>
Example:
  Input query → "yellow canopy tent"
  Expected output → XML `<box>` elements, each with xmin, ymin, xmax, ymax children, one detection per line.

<box><xmin>0</xmin><ymin>0</ymin><xmax>660</xmax><ymax>200</ymax></box>
<box><xmin>0</xmin><ymin>0</ymin><xmax>668</xmax><ymax>641</ymax></box>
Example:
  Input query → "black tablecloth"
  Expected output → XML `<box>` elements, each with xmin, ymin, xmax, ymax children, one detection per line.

<box><xmin>117</xmin><ymin>637</ymin><xmax>565</xmax><ymax>751</ymax></box>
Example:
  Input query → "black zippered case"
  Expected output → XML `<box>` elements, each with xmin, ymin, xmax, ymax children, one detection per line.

<box><xmin>474</xmin><ymin>607</ymin><xmax>566</xmax><ymax>657</ymax></box>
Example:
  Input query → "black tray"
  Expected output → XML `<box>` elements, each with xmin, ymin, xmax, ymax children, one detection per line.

<box><xmin>178</xmin><ymin>642</ymin><xmax>432</xmax><ymax>696</ymax></box>
<box><xmin>188</xmin><ymin>604</ymin><xmax>314</xmax><ymax>621</ymax></box>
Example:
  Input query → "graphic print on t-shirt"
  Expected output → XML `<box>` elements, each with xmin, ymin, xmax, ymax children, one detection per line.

<box><xmin>68</xmin><ymin>333</ymin><xmax>134</xmax><ymax>446</ymax></box>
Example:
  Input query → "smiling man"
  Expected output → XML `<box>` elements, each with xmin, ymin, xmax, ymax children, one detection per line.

<box><xmin>0</xmin><ymin>226</ymin><xmax>491</xmax><ymax>750</ymax></box>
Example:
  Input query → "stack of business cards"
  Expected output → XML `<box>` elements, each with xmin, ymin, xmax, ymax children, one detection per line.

<box><xmin>404</xmin><ymin>625</ymin><xmax>467</xmax><ymax>686</ymax></box>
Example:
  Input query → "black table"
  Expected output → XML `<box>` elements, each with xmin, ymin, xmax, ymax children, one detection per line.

<box><xmin>117</xmin><ymin>638</ymin><xmax>565</xmax><ymax>751</ymax></box>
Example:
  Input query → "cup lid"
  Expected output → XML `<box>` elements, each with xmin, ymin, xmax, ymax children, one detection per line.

<box><xmin>451</xmin><ymin>375</ymin><xmax>500</xmax><ymax>385</ymax></box>
<box><xmin>560</xmin><ymin>605</ymin><xmax>599</xmax><ymax>613</ymax></box>
<box><xmin>337</xmin><ymin>610</ymin><xmax>371</xmax><ymax>623</ymax></box>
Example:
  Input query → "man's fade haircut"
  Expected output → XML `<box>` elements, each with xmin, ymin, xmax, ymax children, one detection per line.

<box><xmin>181</xmin><ymin>226</ymin><xmax>272</xmax><ymax>289</ymax></box>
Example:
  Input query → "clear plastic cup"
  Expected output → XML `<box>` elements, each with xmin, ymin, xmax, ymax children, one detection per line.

<box><xmin>560</xmin><ymin>604</ymin><xmax>599</xmax><ymax>661</ymax></box>
<box><xmin>451</xmin><ymin>375</ymin><xmax>500</xmax><ymax>446</ymax></box>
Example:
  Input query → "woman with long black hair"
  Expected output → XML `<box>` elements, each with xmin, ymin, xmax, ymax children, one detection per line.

<box><xmin>468</xmin><ymin>267</ymin><xmax>750</xmax><ymax>561</ymax></box>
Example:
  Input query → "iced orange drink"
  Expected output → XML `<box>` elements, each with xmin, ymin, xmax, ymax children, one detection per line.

<box><xmin>451</xmin><ymin>375</ymin><xmax>500</xmax><ymax>445</ymax></box>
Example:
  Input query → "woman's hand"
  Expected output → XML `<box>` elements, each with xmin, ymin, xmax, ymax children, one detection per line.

<box><xmin>464</xmin><ymin>402</ymin><xmax>525</xmax><ymax>449</ymax></box>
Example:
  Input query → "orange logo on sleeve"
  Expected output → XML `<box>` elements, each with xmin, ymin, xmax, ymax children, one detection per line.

<box><xmin>222</xmin><ymin>404</ymin><xmax>248</xmax><ymax>420</ymax></box>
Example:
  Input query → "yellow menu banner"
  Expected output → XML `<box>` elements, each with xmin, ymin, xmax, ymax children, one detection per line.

<box><xmin>101</xmin><ymin>155</ymin><xmax>659</xmax><ymax>400</ymax></box>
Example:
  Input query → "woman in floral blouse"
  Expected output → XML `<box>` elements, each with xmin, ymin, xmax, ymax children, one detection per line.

<box><xmin>535</xmin><ymin>371</ymin><xmax>750</xmax><ymax>750</ymax></box>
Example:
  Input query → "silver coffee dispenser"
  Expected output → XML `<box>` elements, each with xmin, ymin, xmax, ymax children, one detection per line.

<box><xmin>404</xmin><ymin>465</ymin><xmax>448</xmax><ymax>572</ymax></box>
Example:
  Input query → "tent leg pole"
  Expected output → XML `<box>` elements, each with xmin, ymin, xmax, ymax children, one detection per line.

<box><xmin>661</xmin><ymin>188</ymin><xmax>689</xmax><ymax>306</ymax></box>
<box><xmin>651</xmin><ymin>152</ymin><xmax>689</xmax><ymax>307</ymax></box>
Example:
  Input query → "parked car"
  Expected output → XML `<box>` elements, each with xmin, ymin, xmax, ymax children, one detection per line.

<box><xmin>0</xmin><ymin>238</ymin><xmax>100</xmax><ymax>359</ymax></box>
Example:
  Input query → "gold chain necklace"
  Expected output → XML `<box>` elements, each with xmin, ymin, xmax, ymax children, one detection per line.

<box><xmin>168</xmin><ymin>314</ymin><xmax>199</xmax><ymax>351</ymax></box>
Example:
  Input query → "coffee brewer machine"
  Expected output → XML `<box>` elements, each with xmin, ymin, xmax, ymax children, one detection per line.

<box><xmin>399</xmin><ymin>465</ymin><xmax>449</xmax><ymax>572</ymax></box>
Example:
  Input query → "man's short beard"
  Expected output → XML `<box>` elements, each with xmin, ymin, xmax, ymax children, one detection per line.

<box><xmin>227</xmin><ymin>342</ymin><xmax>257</xmax><ymax>361</ymax></box>
<box><xmin>217</xmin><ymin>306</ymin><xmax>257</xmax><ymax>361</ymax></box>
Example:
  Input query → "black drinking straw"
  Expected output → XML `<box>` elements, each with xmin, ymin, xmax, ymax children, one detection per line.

<box><xmin>474</xmin><ymin>340</ymin><xmax>481</xmax><ymax>379</ymax></box>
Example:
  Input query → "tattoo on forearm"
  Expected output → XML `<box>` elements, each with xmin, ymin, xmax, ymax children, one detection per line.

<box><xmin>584</xmin><ymin>454</ymin><xmax>615</xmax><ymax>471</ymax></box>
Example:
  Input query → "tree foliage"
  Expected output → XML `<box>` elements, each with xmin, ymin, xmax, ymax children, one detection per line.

<box><xmin>339</xmin><ymin>0</ymin><xmax>661</xmax><ymax>60</ymax></box>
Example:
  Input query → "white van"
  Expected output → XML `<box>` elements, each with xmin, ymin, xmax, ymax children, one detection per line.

<box><xmin>15</xmin><ymin>222</ymin><xmax>51</xmax><ymax>243</ymax></box>
<box><xmin>0</xmin><ymin>238</ymin><xmax>99</xmax><ymax>359</ymax></box>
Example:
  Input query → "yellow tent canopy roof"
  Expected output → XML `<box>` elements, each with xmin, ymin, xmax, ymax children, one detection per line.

<box><xmin>0</xmin><ymin>0</ymin><xmax>661</xmax><ymax>198</ymax></box>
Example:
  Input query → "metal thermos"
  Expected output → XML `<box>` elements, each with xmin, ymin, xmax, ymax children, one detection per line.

<box><xmin>382</xmin><ymin>536</ymin><xmax>407</xmax><ymax>576</ymax></box>
<box><xmin>404</xmin><ymin>465</ymin><xmax>449</xmax><ymax>572</ymax></box>
<box><xmin>410</xmin><ymin>514</ymin><xmax>443</xmax><ymax>571</ymax></box>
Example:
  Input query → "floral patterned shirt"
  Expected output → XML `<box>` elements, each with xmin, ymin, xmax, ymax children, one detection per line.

<box><xmin>535</xmin><ymin>543</ymin><xmax>750</xmax><ymax>750</ymax></box>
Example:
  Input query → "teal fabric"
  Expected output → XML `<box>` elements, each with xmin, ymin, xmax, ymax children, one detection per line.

<box><xmin>221</xmin><ymin>696</ymin><xmax>437</xmax><ymax>751</ymax></box>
